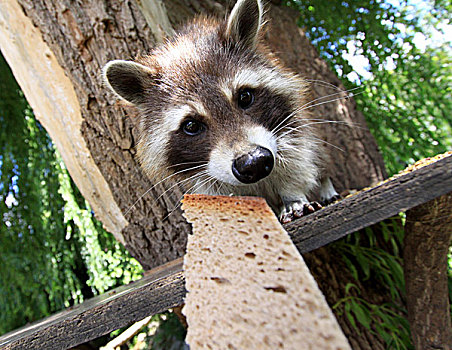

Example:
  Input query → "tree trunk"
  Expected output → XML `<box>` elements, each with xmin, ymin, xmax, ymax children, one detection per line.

<box><xmin>0</xmin><ymin>0</ymin><xmax>388</xmax><ymax>347</ymax></box>
<box><xmin>404</xmin><ymin>193</ymin><xmax>452</xmax><ymax>349</ymax></box>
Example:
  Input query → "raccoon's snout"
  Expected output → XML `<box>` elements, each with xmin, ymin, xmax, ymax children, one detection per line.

<box><xmin>232</xmin><ymin>146</ymin><xmax>274</xmax><ymax>184</ymax></box>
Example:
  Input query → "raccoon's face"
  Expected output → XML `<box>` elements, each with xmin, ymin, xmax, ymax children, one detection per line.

<box><xmin>104</xmin><ymin>0</ymin><xmax>312</xmax><ymax>190</ymax></box>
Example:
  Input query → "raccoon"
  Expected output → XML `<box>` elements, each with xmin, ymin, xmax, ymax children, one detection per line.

<box><xmin>103</xmin><ymin>0</ymin><xmax>339</xmax><ymax>223</ymax></box>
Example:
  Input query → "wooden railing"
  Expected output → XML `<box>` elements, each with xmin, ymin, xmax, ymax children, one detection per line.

<box><xmin>0</xmin><ymin>152</ymin><xmax>450</xmax><ymax>350</ymax></box>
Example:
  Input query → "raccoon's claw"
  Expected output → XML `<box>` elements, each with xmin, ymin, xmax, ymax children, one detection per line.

<box><xmin>320</xmin><ymin>194</ymin><xmax>342</xmax><ymax>207</ymax></box>
<box><xmin>280</xmin><ymin>201</ymin><xmax>323</xmax><ymax>224</ymax></box>
<box><xmin>310</xmin><ymin>201</ymin><xmax>323</xmax><ymax>211</ymax></box>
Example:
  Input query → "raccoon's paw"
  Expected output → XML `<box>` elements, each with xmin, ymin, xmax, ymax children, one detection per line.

<box><xmin>279</xmin><ymin>200</ymin><xmax>322</xmax><ymax>224</ymax></box>
<box><xmin>320</xmin><ymin>194</ymin><xmax>342</xmax><ymax>207</ymax></box>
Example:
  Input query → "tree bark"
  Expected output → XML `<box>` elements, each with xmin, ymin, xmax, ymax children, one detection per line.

<box><xmin>0</xmin><ymin>0</ymin><xmax>387</xmax><ymax>268</ymax></box>
<box><xmin>404</xmin><ymin>193</ymin><xmax>452</xmax><ymax>350</ymax></box>
<box><xmin>0</xmin><ymin>0</ymin><xmax>389</xmax><ymax>347</ymax></box>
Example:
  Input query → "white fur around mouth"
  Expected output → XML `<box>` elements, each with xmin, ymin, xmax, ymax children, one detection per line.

<box><xmin>207</xmin><ymin>146</ymin><xmax>242</xmax><ymax>186</ymax></box>
<box><xmin>207</xmin><ymin>125</ymin><xmax>277</xmax><ymax>186</ymax></box>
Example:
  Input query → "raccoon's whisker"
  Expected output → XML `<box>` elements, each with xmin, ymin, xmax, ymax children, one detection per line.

<box><xmin>215</xmin><ymin>180</ymin><xmax>226</xmax><ymax>195</ymax></box>
<box><xmin>277</xmin><ymin>141</ymin><xmax>299</xmax><ymax>152</ymax></box>
<box><xmin>277</xmin><ymin>122</ymin><xmax>325</xmax><ymax>140</ymax></box>
<box><xmin>272</xmin><ymin>88</ymin><xmax>363</xmax><ymax>136</ymax></box>
<box><xmin>177</xmin><ymin>171</ymin><xmax>211</xmax><ymax>197</ymax></box>
<box><xmin>203</xmin><ymin>175</ymin><xmax>222</xmax><ymax>195</ymax></box>
<box><xmin>302</xmin><ymin>86</ymin><xmax>362</xmax><ymax>107</ymax></box>
<box><xmin>162</xmin><ymin>176</ymin><xmax>215</xmax><ymax>222</ymax></box>
<box><xmin>304</xmin><ymin>79</ymin><xmax>345</xmax><ymax>92</ymax></box>
<box><xmin>161</xmin><ymin>172</ymin><xmax>212</xmax><ymax>222</ymax></box>
<box><xmin>276</xmin><ymin>141</ymin><xmax>302</xmax><ymax>167</ymax></box>
<box><xmin>274</xmin><ymin>100</ymin><xmax>350</xmax><ymax>136</ymax></box>
<box><xmin>271</xmin><ymin>110</ymin><xmax>299</xmax><ymax>136</ymax></box>
<box><xmin>276</xmin><ymin>117</ymin><xmax>361</xmax><ymax>135</ymax></box>
<box><xmin>158</xmin><ymin>163</ymin><xmax>208</xmax><ymax>187</ymax></box>
<box><xmin>294</xmin><ymin>86</ymin><xmax>361</xmax><ymax>113</ymax></box>
<box><xmin>125</xmin><ymin>187</ymin><xmax>154</xmax><ymax>217</ymax></box>
<box><xmin>298</xmin><ymin>91</ymin><xmax>365</xmax><ymax>113</ymax></box>
<box><xmin>276</xmin><ymin>152</ymin><xmax>289</xmax><ymax>168</ymax></box>
<box><xmin>305</xmin><ymin>80</ymin><xmax>362</xmax><ymax>93</ymax></box>
<box><xmin>155</xmin><ymin>169</ymin><xmax>209</xmax><ymax>203</ymax></box>
<box><xmin>302</xmin><ymin>118</ymin><xmax>365</xmax><ymax>129</ymax></box>
<box><xmin>160</xmin><ymin>163</ymin><xmax>208</xmax><ymax>181</ymax></box>
<box><xmin>281</xmin><ymin>119</ymin><xmax>364</xmax><ymax>134</ymax></box>
<box><xmin>166</xmin><ymin>161</ymin><xmax>206</xmax><ymax>169</ymax></box>
<box><xmin>149</xmin><ymin>163</ymin><xmax>207</xmax><ymax>192</ymax></box>
<box><xmin>311</xmin><ymin>136</ymin><xmax>345</xmax><ymax>153</ymax></box>
<box><xmin>276</xmin><ymin>121</ymin><xmax>352</xmax><ymax>141</ymax></box>
<box><xmin>124</xmin><ymin>163</ymin><xmax>207</xmax><ymax>216</ymax></box>
<box><xmin>201</xmin><ymin>176</ymin><xmax>219</xmax><ymax>195</ymax></box>
<box><xmin>188</xmin><ymin>174</ymin><xmax>215</xmax><ymax>194</ymax></box>
<box><xmin>301</xmin><ymin>117</ymin><xmax>357</xmax><ymax>123</ymax></box>
<box><xmin>161</xmin><ymin>203</ymin><xmax>183</xmax><ymax>222</ymax></box>
<box><xmin>274</xmin><ymin>92</ymin><xmax>363</xmax><ymax>137</ymax></box>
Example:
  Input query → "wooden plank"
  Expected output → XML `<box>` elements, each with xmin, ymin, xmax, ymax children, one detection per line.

<box><xmin>286</xmin><ymin>152</ymin><xmax>452</xmax><ymax>253</ymax></box>
<box><xmin>0</xmin><ymin>152</ymin><xmax>450</xmax><ymax>349</ymax></box>
<box><xmin>0</xmin><ymin>258</ymin><xmax>185</xmax><ymax>350</ymax></box>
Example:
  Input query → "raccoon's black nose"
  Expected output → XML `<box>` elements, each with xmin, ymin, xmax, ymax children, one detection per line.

<box><xmin>232</xmin><ymin>146</ymin><xmax>274</xmax><ymax>184</ymax></box>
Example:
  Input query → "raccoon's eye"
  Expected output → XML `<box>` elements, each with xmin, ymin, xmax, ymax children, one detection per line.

<box><xmin>238</xmin><ymin>88</ymin><xmax>255</xmax><ymax>109</ymax></box>
<box><xmin>182</xmin><ymin>120</ymin><xmax>205</xmax><ymax>136</ymax></box>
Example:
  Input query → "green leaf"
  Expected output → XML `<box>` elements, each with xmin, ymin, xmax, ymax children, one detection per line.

<box><xmin>344</xmin><ymin>302</ymin><xmax>359</xmax><ymax>332</ymax></box>
<box><xmin>350</xmin><ymin>301</ymin><xmax>372</xmax><ymax>330</ymax></box>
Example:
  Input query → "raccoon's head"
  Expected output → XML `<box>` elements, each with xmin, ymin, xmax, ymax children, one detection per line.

<box><xmin>103</xmin><ymin>0</ymin><xmax>314</xmax><ymax>191</ymax></box>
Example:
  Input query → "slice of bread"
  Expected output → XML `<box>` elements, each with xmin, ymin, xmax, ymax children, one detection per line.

<box><xmin>182</xmin><ymin>194</ymin><xmax>350</xmax><ymax>350</ymax></box>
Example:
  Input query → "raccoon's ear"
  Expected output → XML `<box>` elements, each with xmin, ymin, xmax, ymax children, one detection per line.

<box><xmin>103</xmin><ymin>60</ymin><xmax>156</xmax><ymax>105</ymax></box>
<box><xmin>226</xmin><ymin>0</ymin><xmax>263</xmax><ymax>49</ymax></box>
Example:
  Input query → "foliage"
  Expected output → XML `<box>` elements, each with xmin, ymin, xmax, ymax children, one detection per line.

<box><xmin>57</xmin><ymin>164</ymin><xmax>143</xmax><ymax>294</ymax></box>
<box><xmin>286</xmin><ymin>0</ymin><xmax>451</xmax><ymax>174</ymax></box>
<box><xmin>107</xmin><ymin>311</ymin><xmax>187</xmax><ymax>350</ymax></box>
<box><xmin>359</xmin><ymin>44</ymin><xmax>451</xmax><ymax>174</ymax></box>
<box><xmin>333</xmin><ymin>217</ymin><xmax>412</xmax><ymax>349</ymax></box>
<box><xmin>147</xmin><ymin>311</ymin><xmax>187</xmax><ymax>350</ymax></box>
<box><xmin>1</xmin><ymin>54</ymin><xmax>76</xmax><ymax>332</ymax></box>
<box><xmin>334</xmin><ymin>288</ymin><xmax>412</xmax><ymax>349</ymax></box>
<box><xmin>0</xmin><ymin>53</ymin><xmax>142</xmax><ymax>335</ymax></box>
